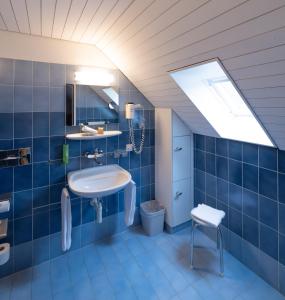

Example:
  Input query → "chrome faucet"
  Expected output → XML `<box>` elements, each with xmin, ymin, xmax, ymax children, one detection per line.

<box><xmin>79</xmin><ymin>123</ymin><xmax>84</xmax><ymax>132</ymax></box>
<box><xmin>83</xmin><ymin>148</ymin><xmax>104</xmax><ymax>165</ymax></box>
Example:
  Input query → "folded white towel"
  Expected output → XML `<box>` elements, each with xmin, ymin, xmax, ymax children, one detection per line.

<box><xmin>81</xmin><ymin>125</ymin><xmax>97</xmax><ymax>135</ymax></box>
<box><xmin>0</xmin><ymin>200</ymin><xmax>10</xmax><ymax>213</ymax></box>
<box><xmin>61</xmin><ymin>188</ymin><xmax>72</xmax><ymax>251</ymax></box>
<box><xmin>191</xmin><ymin>204</ymin><xmax>225</xmax><ymax>228</ymax></box>
<box><xmin>124</xmin><ymin>180</ymin><xmax>136</xmax><ymax>226</ymax></box>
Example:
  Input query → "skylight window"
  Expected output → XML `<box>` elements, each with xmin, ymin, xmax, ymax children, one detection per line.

<box><xmin>169</xmin><ymin>59</ymin><xmax>274</xmax><ymax>147</ymax></box>
<box><xmin>102</xmin><ymin>87</ymin><xmax>119</xmax><ymax>105</ymax></box>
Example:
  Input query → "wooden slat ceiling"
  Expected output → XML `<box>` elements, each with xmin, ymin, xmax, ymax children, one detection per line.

<box><xmin>1</xmin><ymin>0</ymin><xmax>285</xmax><ymax>148</ymax></box>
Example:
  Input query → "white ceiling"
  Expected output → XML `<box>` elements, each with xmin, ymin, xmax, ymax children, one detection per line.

<box><xmin>1</xmin><ymin>0</ymin><xmax>285</xmax><ymax>148</ymax></box>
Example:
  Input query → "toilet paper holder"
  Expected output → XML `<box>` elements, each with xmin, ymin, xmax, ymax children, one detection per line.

<box><xmin>0</xmin><ymin>218</ymin><xmax>8</xmax><ymax>239</ymax></box>
<box><xmin>0</xmin><ymin>243</ymin><xmax>10</xmax><ymax>266</ymax></box>
<box><xmin>0</xmin><ymin>197</ymin><xmax>10</xmax><ymax>214</ymax></box>
<box><xmin>0</xmin><ymin>196</ymin><xmax>10</xmax><ymax>265</ymax></box>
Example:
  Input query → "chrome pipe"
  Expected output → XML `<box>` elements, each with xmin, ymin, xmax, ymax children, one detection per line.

<box><xmin>218</xmin><ymin>226</ymin><xmax>224</xmax><ymax>276</ymax></box>
<box><xmin>190</xmin><ymin>219</ymin><xmax>195</xmax><ymax>268</ymax></box>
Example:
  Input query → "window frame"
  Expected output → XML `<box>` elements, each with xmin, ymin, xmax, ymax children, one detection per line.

<box><xmin>168</xmin><ymin>58</ymin><xmax>275</xmax><ymax>147</ymax></box>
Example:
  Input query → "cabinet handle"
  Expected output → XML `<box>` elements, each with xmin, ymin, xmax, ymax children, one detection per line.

<box><xmin>174</xmin><ymin>147</ymin><xmax>183</xmax><ymax>152</ymax></box>
<box><xmin>175</xmin><ymin>191</ymin><xmax>183</xmax><ymax>200</ymax></box>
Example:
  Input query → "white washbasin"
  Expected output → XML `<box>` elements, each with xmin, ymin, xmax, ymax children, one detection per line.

<box><xmin>68</xmin><ymin>164</ymin><xmax>131</xmax><ymax>198</ymax></box>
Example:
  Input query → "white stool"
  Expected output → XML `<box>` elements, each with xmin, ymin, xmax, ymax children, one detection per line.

<box><xmin>190</xmin><ymin>204</ymin><xmax>225</xmax><ymax>276</ymax></box>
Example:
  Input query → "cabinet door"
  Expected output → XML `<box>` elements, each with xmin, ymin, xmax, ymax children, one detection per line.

<box><xmin>173</xmin><ymin>136</ymin><xmax>190</xmax><ymax>181</ymax></box>
<box><xmin>172</xmin><ymin>112</ymin><xmax>190</xmax><ymax>137</ymax></box>
<box><xmin>172</xmin><ymin>179</ymin><xmax>192</xmax><ymax>227</ymax></box>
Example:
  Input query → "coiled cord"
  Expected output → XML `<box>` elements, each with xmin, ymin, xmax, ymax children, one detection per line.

<box><xmin>128</xmin><ymin>119</ymin><xmax>145</xmax><ymax>154</ymax></box>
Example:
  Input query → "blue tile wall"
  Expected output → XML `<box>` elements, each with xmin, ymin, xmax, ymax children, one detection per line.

<box><xmin>194</xmin><ymin>134</ymin><xmax>285</xmax><ymax>293</ymax></box>
<box><xmin>0</xmin><ymin>58</ymin><xmax>154</xmax><ymax>277</ymax></box>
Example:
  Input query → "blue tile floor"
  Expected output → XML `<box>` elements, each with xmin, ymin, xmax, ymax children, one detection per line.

<box><xmin>0</xmin><ymin>226</ymin><xmax>284</xmax><ymax>300</ymax></box>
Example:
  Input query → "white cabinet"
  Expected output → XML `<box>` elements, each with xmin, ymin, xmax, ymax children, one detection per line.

<box><xmin>172</xmin><ymin>179</ymin><xmax>192</xmax><ymax>226</ymax></box>
<box><xmin>155</xmin><ymin>108</ymin><xmax>194</xmax><ymax>230</ymax></box>
<box><xmin>173</xmin><ymin>136</ymin><xmax>190</xmax><ymax>181</ymax></box>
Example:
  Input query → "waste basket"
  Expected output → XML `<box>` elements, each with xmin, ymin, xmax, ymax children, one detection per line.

<box><xmin>140</xmin><ymin>200</ymin><xmax>165</xmax><ymax>236</ymax></box>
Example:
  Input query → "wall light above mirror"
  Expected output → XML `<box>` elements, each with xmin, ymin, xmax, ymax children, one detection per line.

<box><xmin>74</xmin><ymin>68</ymin><xmax>115</xmax><ymax>86</ymax></box>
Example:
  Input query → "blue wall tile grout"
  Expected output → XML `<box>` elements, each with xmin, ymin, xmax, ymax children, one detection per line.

<box><xmin>194</xmin><ymin>133</ymin><xmax>285</xmax><ymax>292</ymax></box>
<box><xmin>195</xmin><ymin>146</ymin><xmax>284</xmax><ymax>174</ymax></box>
<box><xmin>195</xmin><ymin>185</ymin><xmax>281</xmax><ymax>235</ymax></box>
<box><xmin>0</xmin><ymin>58</ymin><xmax>155</xmax><ymax>277</ymax></box>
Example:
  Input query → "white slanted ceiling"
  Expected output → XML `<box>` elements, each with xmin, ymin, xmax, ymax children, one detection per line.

<box><xmin>0</xmin><ymin>0</ymin><xmax>285</xmax><ymax>148</ymax></box>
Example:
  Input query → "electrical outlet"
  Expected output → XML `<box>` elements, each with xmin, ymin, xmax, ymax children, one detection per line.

<box><xmin>126</xmin><ymin>144</ymin><xmax>133</xmax><ymax>152</ymax></box>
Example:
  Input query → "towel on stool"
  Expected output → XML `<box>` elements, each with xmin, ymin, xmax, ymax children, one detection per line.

<box><xmin>191</xmin><ymin>204</ymin><xmax>225</xmax><ymax>228</ymax></box>
<box><xmin>61</xmin><ymin>188</ymin><xmax>72</xmax><ymax>251</ymax></box>
<box><xmin>124</xmin><ymin>180</ymin><xmax>136</xmax><ymax>226</ymax></box>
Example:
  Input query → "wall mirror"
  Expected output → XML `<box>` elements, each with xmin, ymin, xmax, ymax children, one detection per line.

<box><xmin>66</xmin><ymin>69</ymin><xmax>119</xmax><ymax>126</ymax></box>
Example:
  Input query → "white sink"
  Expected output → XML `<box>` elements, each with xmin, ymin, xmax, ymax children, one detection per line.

<box><xmin>68</xmin><ymin>164</ymin><xmax>131</xmax><ymax>198</ymax></box>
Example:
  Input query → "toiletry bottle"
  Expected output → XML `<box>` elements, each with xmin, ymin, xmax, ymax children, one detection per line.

<box><xmin>63</xmin><ymin>144</ymin><xmax>69</xmax><ymax>165</ymax></box>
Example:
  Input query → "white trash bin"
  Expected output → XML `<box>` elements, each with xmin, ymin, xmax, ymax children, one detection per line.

<box><xmin>140</xmin><ymin>200</ymin><xmax>165</xmax><ymax>236</ymax></box>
